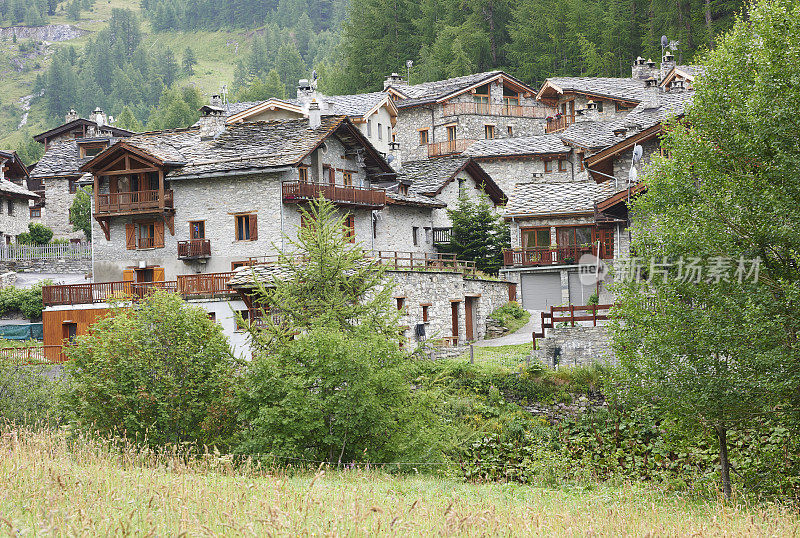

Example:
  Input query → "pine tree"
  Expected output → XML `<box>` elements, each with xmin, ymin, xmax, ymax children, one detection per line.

<box><xmin>115</xmin><ymin>105</ymin><xmax>144</xmax><ymax>132</ymax></box>
<box><xmin>182</xmin><ymin>46</ymin><xmax>197</xmax><ymax>76</ymax></box>
<box><xmin>440</xmin><ymin>192</ymin><xmax>509</xmax><ymax>275</ymax></box>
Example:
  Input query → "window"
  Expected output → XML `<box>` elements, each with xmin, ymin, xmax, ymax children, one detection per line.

<box><xmin>398</xmin><ymin>183</ymin><xmax>408</xmax><ymax>195</ymax></box>
<box><xmin>421</xmin><ymin>304</ymin><xmax>430</xmax><ymax>322</ymax></box>
<box><xmin>63</xmin><ymin>322</ymin><xmax>77</xmax><ymax>344</ymax></box>
<box><xmin>367</xmin><ymin>119</ymin><xmax>372</xmax><ymax>137</ymax></box>
<box><xmin>126</xmin><ymin>221</ymin><xmax>164</xmax><ymax>250</ymax></box>
<box><xmin>503</xmin><ymin>86</ymin><xmax>519</xmax><ymax>108</ymax></box>
<box><xmin>343</xmin><ymin>215</ymin><xmax>355</xmax><ymax>243</ymax></box>
<box><xmin>378</xmin><ymin>123</ymin><xmax>383</xmax><ymax>140</ymax></box>
<box><xmin>79</xmin><ymin>143</ymin><xmax>106</xmax><ymax>158</ymax></box>
<box><xmin>419</xmin><ymin>129</ymin><xmax>429</xmax><ymax>145</ymax></box>
<box><xmin>458</xmin><ymin>178</ymin><xmax>466</xmax><ymax>196</ymax></box>
<box><xmin>325</xmin><ymin>165</ymin><xmax>335</xmax><ymax>184</ymax></box>
<box><xmin>235</xmin><ymin>213</ymin><xmax>258</xmax><ymax>241</ymax></box>
<box><xmin>29</xmin><ymin>208</ymin><xmax>40</xmax><ymax>218</ymax></box>
<box><xmin>521</xmin><ymin>227</ymin><xmax>551</xmax><ymax>249</ymax></box>
<box><xmin>558</xmin><ymin>159</ymin><xmax>567</xmax><ymax>172</ymax></box>
<box><xmin>447</xmin><ymin>125</ymin><xmax>457</xmax><ymax>141</ymax></box>
<box><xmin>596</xmin><ymin>101</ymin><xmax>604</xmax><ymax>112</ymax></box>
<box><xmin>231</xmin><ymin>260</ymin><xmax>252</xmax><ymax>270</ymax></box>
<box><xmin>68</xmin><ymin>178</ymin><xmax>77</xmax><ymax>194</ymax></box>
<box><xmin>473</xmin><ymin>83</ymin><xmax>490</xmax><ymax>104</ymax></box>
<box><xmin>412</xmin><ymin>226</ymin><xmax>419</xmax><ymax>246</ymax></box>
<box><xmin>235</xmin><ymin>309</ymin><xmax>250</xmax><ymax>331</ymax></box>
<box><xmin>557</xmin><ymin>226</ymin><xmax>593</xmax><ymax>247</ymax></box>
<box><xmin>298</xmin><ymin>166</ymin><xmax>309</xmax><ymax>183</ymax></box>
<box><xmin>507</xmin><ymin>126</ymin><xmax>514</xmax><ymax>137</ymax></box>
<box><xmin>6</xmin><ymin>201</ymin><xmax>12</xmax><ymax>215</ymax></box>
<box><xmin>388</xmin><ymin>126</ymin><xmax>393</xmax><ymax>141</ymax></box>
<box><xmin>484</xmin><ymin>125</ymin><xmax>495</xmax><ymax>139</ymax></box>
<box><xmin>544</xmin><ymin>160</ymin><xmax>553</xmax><ymax>173</ymax></box>
<box><xmin>139</xmin><ymin>222</ymin><xmax>155</xmax><ymax>248</ymax></box>
<box><xmin>342</xmin><ymin>171</ymin><xmax>353</xmax><ymax>186</ymax></box>
<box><xmin>189</xmin><ymin>220</ymin><xmax>205</xmax><ymax>239</ymax></box>
<box><xmin>424</xmin><ymin>227</ymin><xmax>431</xmax><ymax>244</ymax></box>
<box><xmin>396</xmin><ymin>297</ymin><xmax>405</xmax><ymax>311</ymax></box>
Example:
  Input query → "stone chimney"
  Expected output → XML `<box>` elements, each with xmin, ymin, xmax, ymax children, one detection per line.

<box><xmin>198</xmin><ymin>97</ymin><xmax>226</xmax><ymax>140</ymax></box>
<box><xmin>660</xmin><ymin>51</ymin><xmax>676</xmax><ymax>82</ymax></box>
<box><xmin>584</xmin><ymin>100</ymin><xmax>600</xmax><ymax>122</ymax></box>
<box><xmin>297</xmin><ymin>78</ymin><xmax>315</xmax><ymax>101</ymax></box>
<box><xmin>383</xmin><ymin>72</ymin><xmax>406</xmax><ymax>90</ymax></box>
<box><xmin>308</xmin><ymin>100</ymin><xmax>321</xmax><ymax>129</ymax></box>
<box><xmin>632</xmin><ymin>56</ymin><xmax>660</xmax><ymax>82</ymax></box>
<box><xmin>65</xmin><ymin>108</ymin><xmax>79</xmax><ymax>123</ymax></box>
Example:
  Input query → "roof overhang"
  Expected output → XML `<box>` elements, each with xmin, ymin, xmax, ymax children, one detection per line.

<box><xmin>0</xmin><ymin>151</ymin><xmax>29</xmax><ymax>180</ymax></box>
<box><xmin>302</xmin><ymin>117</ymin><xmax>395</xmax><ymax>178</ymax></box>
<box><xmin>659</xmin><ymin>67</ymin><xmax>696</xmax><ymax>89</ymax></box>
<box><xmin>536</xmin><ymin>80</ymin><xmax>640</xmax><ymax>106</ymax></box>
<box><xmin>80</xmin><ymin>141</ymin><xmax>171</xmax><ymax>173</ymax></box>
<box><xmin>584</xmin><ymin>123</ymin><xmax>665</xmax><ymax>182</ymax></box>
<box><xmin>595</xmin><ymin>181</ymin><xmax>647</xmax><ymax>218</ymax></box>
<box><xmin>437</xmin><ymin>72</ymin><xmax>538</xmax><ymax>104</ymax></box>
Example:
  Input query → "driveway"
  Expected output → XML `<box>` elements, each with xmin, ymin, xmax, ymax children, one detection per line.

<box><xmin>475</xmin><ymin>310</ymin><xmax>541</xmax><ymax>347</ymax></box>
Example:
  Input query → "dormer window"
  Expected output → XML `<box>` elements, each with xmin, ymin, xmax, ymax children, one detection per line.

<box><xmin>79</xmin><ymin>141</ymin><xmax>108</xmax><ymax>158</ymax></box>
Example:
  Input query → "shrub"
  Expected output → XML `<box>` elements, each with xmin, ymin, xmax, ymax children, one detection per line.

<box><xmin>0</xmin><ymin>281</ymin><xmax>50</xmax><ymax>320</ymax></box>
<box><xmin>0</xmin><ymin>362</ymin><xmax>70</xmax><ymax>426</ymax></box>
<box><xmin>17</xmin><ymin>222</ymin><xmax>53</xmax><ymax>245</ymax></box>
<box><xmin>64</xmin><ymin>291</ymin><xmax>239</xmax><ymax>449</ymax></box>
<box><xmin>488</xmin><ymin>301</ymin><xmax>529</xmax><ymax>333</ymax></box>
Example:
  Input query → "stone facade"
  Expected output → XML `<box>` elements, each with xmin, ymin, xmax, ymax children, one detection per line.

<box><xmin>476</xmin><ymin>153</ymin><xmax>585</xmax><ymax>196</ymax></box>
<box><xmin>40</xmin><ymin>177</ymin><xmax>84</xmax><ymax>240</ymax></box>
<box><xmin>531</xmin><ymin>325</ymin><xmax>615</xmax><ymax>368</ymax></box>
<box><xmin>0</xmin><ymin>196</ymin><xmax>33</xmax><ymax>242</ymax></box>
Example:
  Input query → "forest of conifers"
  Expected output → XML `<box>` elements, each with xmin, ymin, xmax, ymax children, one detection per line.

<box><xmin>18</xmin><ymin>0</ymin><xmax>747</xmax><ymax>135</ymax></box>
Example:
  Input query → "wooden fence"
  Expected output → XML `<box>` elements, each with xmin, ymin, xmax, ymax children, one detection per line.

<box><xmin>0</xmin><ymin>242</ymin><xmax>92</xmax><ymax>261</ymax></box>
<box><xmin>533</xmin><ymin>303</ymin><xmax>615</xmax><ymax>348</ymax></box>
<box><xmin>0</xmin><ymin>344</ymin><xmax>67</xmax><ymax>364</ymax></box>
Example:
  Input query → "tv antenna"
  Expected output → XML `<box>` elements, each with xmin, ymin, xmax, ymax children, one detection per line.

<box><xmin>406</xmin><ymin>60</ymin><xmax>413</xmax><ymax>85</ymax></box>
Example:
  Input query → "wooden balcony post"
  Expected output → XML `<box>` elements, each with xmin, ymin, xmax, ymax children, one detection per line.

<box><xmin>158</xmin><ymin>170</ymin><xmax>165</xmax><ymax>209</ymax></box>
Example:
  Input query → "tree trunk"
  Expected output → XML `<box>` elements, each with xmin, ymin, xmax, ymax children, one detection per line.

<box><xmin>704</xmin><ymin>0</ymin><xmax>713</xmax><ymax>48</ymax></box>
<box><xmin>716</xmin><ymin>425</ymin><xmax>732</xmax><ymax>499</ymax></box>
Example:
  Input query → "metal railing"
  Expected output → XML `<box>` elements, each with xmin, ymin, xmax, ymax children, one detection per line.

<box><xmin>442</xmin><ymin>101</ymin><xmax>556</xmax><ymax>119</ymax></box>
<box><xmin>427</xmin><ymin>139</ymin><xmax>476</xmax><ymax>158</ymax></box>
<box><xmin>96</xmin><ymin>189</ymin><xmax>174</xmax><ymax>214</ymax></box>
<box><xmin>0</xmin><ymin>242</ymin><xmax>91</xmax><ymax>261</ymax></box>
<box><xmin>177</xmin><ymin>239</ymin><xmax>212</xmax><ymax>259</ymax></box>
<box><xmin>282</xmin><ymin>181</ymin><xmax>386</xmax><ymax>208</ymax></box>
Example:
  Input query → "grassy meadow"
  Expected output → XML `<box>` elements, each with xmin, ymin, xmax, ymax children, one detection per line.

<box><xmin>1</xmin><ymin>428</ymin><xmax>797</xmax><ymax>536</ymax></box>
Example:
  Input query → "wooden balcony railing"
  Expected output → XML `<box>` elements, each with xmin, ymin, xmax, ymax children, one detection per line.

<box><xmin>442</xmin><ymin>101</ymin><xmax>556</xmax><ymax>119</ymax></box>
<box><xmin>503</xmin><ymin>245</ymin><xmax>600</xmax><ymax>267</ymax></box>
<box><xmin>427</xmin><ymin>139</ymin><xmax>476</xmax><ymax>158</ymax></box>
<box><xmin>282</xmin><ymin>181</ymin><xmax>386</xmax><ymax>208</ymax></box>
<box><xmin>177</xmin><ymin>239</ymin><xmax>211</xmax><ymax>259</ymax></box>
<box><xmin>545</xmin><ymin>115</ymin><xmax>574</xmax><ymax>133</ymax></box>
<box><xmin>43</xmin><ymin>272</ymin><xmax>237</xmax><ymax>306</ymax></box>
<box><xmin>96</xmin><ymin>189</ymin><xmax>174</xmax><ymax>214</ymax></box>
<box><xmin>372</xmin><ymin>251</ymin><xmax>476</xmax><ymax>276</ymax></box>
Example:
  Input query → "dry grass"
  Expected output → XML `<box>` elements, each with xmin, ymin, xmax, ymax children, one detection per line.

<box><xmin>1</xmin><ymin>428</ymin><xmax>798</xmax><ymax>536</ymax></box>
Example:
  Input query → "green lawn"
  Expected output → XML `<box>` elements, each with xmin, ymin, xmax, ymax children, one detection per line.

<box><xmin>456</xmin><ymin>342</ymin><xmax>534</xmax><ymax>370</ymax></box>
<box><xmin>1</xmin><ymin>427</ymin><xmax>797</xmax><ymax>536</ymax></box>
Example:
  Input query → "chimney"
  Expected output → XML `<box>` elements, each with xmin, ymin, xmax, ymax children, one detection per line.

<box><xmin>660</xmin><ymin>51</ymin><xmax>676</xmax><ymax>82</ymax></box>
<box><xmin>383</xmin><ymin>72</ymin><xmax>405</xmax><ymax>90</ymax></box>
<box><xmin>584</xmin><ymin>100</ymin><xmax>599</xmax><ymax>121</ymax></box>
<box><xmin>632</xmin><ymin>56</ymin><xmax>660</xmax><ymax>82</ymax></box>
<box><xmin>297</xmin><ymin>78</ymin><xmax>315</xmax><ymax>101</ymax></box>
<box><xmin>65</xmin><ymin>108</ymin><xmax>79</xmax><ymax>123</ymax></box>
<box><xmin>308</xmin><ymin>100</ymin><xmax>321</xmax><ymax>129</ymax></box>
<box><xmin>198</xmin><ymin>98</ymin><xmax>226</xmax><ymax>140</ymax></box>
<box><xmin>669</xmin><ymin>79</ymin><xmax>686</xmax><ymax>92</ymax></box>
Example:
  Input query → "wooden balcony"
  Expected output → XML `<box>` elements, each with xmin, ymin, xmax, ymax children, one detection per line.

<box><xmin>178</xmin><ymin>239</ymin><xmax>211</xmax><ymax>260</ymax></box>
<box><xmin>432</xmin><ymin>227</ymin><xmax>451</xmax><ymax>244</ymax></box>
<box><xmin>282</xmin><ymin>181</ymin><xmax>386</xmax><ymax>208</ymax></box>
<box><xmin>442</xmin><ymin>102</ymin><xmax>556</xmax><ymax>119</ymax></box>
<box><xmin>503</xmin><ymin>245</ymin><xmax>599</xmax><ymax>267</ymax></box>
<box><xmin>545</xmin><ymin>115</ymin><xmax>574</xmax><ymax>133</ymax></box>
<box><xmin>42</xmin><ymin>272</ymin><xmax>236</xmax><ymax>306</ymax></box>
<box><xmin>96</xmin><ymin>189</ymin><xmax>174</xmax><ymax>215</ymax></box>
<box><xmin>372</xmin><ymin>251</ymin><xmax>476</xmax><ymax>276</ymax></box>
<box><xmin>427</xmin><ymin>139</ymin><xmax>476</xmax><ymax>158</ymax></box>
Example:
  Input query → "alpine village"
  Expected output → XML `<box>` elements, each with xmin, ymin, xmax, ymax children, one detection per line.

<box><xmin>0</xmin><ymin>0</ymin><xmax>799</xmax><ymax>533</ymax></box>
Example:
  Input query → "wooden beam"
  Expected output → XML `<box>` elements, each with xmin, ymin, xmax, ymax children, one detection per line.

<box><xmin>165</xmin><ymin>213</ymin><xmax>174</xmax><ymax>236</ymax></box>
<box><xmin>94</xmin><ymin>217</ymin><xmax>111</xmax><ymax>241</ymax></box>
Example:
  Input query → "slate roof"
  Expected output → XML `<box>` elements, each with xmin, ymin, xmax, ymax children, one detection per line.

<box><xmin>227</xmin><ymin>263</ymin><xmax>292</xmax><ymax>288</ymax></box>
<box><xmin>225</xmin><ymin>101</ymin><xmax>264</xmax><ymax>116</ymax></box>
<box><xmin>673</xmin><ymin>65</ymin><xmax>706</xmax><ymax>78</ymax></box>
<box><xmin>31</xmin><ymin>140</ymin><xmax>89</xmax><ymax>178</ymax></box>
<box><xmin>0</xmin><ymin>178</ymin><xmax>37</xmax><ymax>199</ymax></box>
<box><xmin>386</xmin><ymin>190</ymin><xmax>446</xmax><ymax>208</ymax></box>
<box><xmin>559</xmin><ymin>122</ymin><xmax>617</xmax><ymax>151</ymax></box>
<box><xmin>465</xmin><ymin>135</ymin><xmax>570</xmax><ymax>158</ymax></box>
<box><xmin>614</xmin><ymin>90</ymin><xmax>693</xmax><ymax>132</ymax></box>
<box><xmin>389</xmin><ymin>71</ymin><xmax>506</xmax><ymax>108</ymax></box>
<box><xmin>226</xmin><ymin>92</ymin><xmax>390</xmax><ymax>121</ymax></box>
<box><xmin>542</xmin><ymin>77</ymin><xmax>647</xmax><ymax>103</ymax></box>
<box><xmin>399</xmin><ymin>156</ymin><xmax>471</xmax><ymax>195</ymax></box>
<box><xmin>504</xmin><ymin>181</ymin><xmax>600</xmax><ymax>217</ymax></box>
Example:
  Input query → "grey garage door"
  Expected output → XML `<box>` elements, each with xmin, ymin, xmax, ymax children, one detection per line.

<box><xmin>568</xmin><ymin>271</ymin><xmax>596</xmax><ymax>306</ymax></box>
<box><xmin>520</xmin><ymin>272</ymin><xmax>562</xmax><ymax>310</ymax></box>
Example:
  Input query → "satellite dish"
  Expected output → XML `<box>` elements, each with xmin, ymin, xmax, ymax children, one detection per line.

<box><xmin>311</xmin><ymin>69</ymin><xmax>318</xmax><ymax>81</ymax></box>
<box><xmin>386</xmin><ymin>154</ymin><xmax>395</xmax><ymax>163</ymax></box>
<box><xmin>628</xmin><ymin>166</ymin><xmax>638</xmax><ymax>184</ymax></box>
<box><xmin>661</xmin><ymin>35</ymin><xmax>669</xmax><ymax>49</ymax></box>
<box><xmin>632</xmin><ymin>144</ymin><xmax>643</xmax><ymax>164</ymax></box>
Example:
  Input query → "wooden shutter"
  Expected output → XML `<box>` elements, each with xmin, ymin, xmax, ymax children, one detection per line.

<box><xmin>122</xmin><ymin>268</ymin><xmax>134</xmax><ymax>282</ymax></box>
<box><xmin>153</xmin><ymin>220</ymin><xmax>165</xmax><ymax>248</ymax></box>
<box><xmin>248</xmin><ymin>214</ymin><xmax>258</xmax><ymax>241</ymax></box>
<box><xmin>152</xmin><ymin>267</ymin><xmax>165</xmax><ymax>282</ymax></box>
<box><xmin>125</xmin><ymin>223</ymin><xmax>136</xmax><ymax>250</ymax></box>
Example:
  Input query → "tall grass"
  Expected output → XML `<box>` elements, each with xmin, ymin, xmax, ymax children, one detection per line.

<box><xmin>0</xmin><ymin>426</ymin><xmax>797</xmax><ymax>536</ymax></box>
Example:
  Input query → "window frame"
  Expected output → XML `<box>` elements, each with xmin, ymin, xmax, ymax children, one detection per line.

<box><xmin>189</xmin><ymin>220</ymin><xmax>205</xmax><ymax>240</ymax></box>
<box><xmin>558</xmin><ymin>159</ymin><xmax>567</xmax><ymax>172</ymax></box>
<box><xmin>418</xmin><ymin>129</ymin><xmax>429</xmax><ymax>146</ymax></box>
<box><xmin>412</xmin><ymin>226</ymin><xmax>419</xmax><ymax>246</ymax></box>
<box><xmin>234</xmin><ymin>213</ymin><xmax>258</xmax><ymax>242</ymax></box>
<box><xmin>6</xmin><ymin>200</ymin><xmax>12</xmax><ymax>216</ymax></box>
<box><xmin>342</xmin><ymin>171</ymin><xmax>353</xmax><ymax>186</ymax></box>
<box><xmin>521</xmin><ymin>227</ymin><xmax>551</xmax><ymax>249</ymax></box>
<box><xmin>484</xmin><ymin>124</ymin><xmax>495</xmax><ymax>140</ymax></box>
<box><xmin>544</xmin><ymin>160</ymin><xmax>553</xmax><ymax>173</ymax></box>
<box><xmin>298</xmin><ymin>166</ymin><xmax>309</xmax><ymax>183</ymax></box>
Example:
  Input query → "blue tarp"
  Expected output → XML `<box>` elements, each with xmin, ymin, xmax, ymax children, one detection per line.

<box><xmin>0</xmin><ymin>323</ymin><xmax>43</xmax><ymax>341</ymax></box>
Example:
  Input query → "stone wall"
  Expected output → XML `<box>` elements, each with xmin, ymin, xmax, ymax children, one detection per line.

<box><xmin>0</xmin><ymin>196</ymin><xmax>35</xmax><ymax>242</ymax></box>
<box><xmin>531</xmin><ymin>325</ymin><xmax>615</xmax><ymax>368</ymax></box>
<box><xmin>42</xmin><ymin>177</ymin><xmax>84</xmax><ymax>241</ymax></box>
<box><xmin>0</xmin><ymin>257</ymin><xmax>91</xmax><ymax>274</ymax></box>
<box><xmin>475</xmin><ymin>153</ymin><xmax>586</xmax><ymax>197</ymax></box>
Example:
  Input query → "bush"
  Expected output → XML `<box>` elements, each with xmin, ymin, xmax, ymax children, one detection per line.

<box><xmin>17</xmin><ymin>222</ymin><xmax>53</xmax><ymax>245</ymax></box>
<box><xmin>488</xmin><ymin>301</ymin><xmax>529</xmax><ymax>334</ymax></box>
<box><xmin>64</xmin><ymin>291</ymin><xmax>239</xmax><ymax>449</ymax></box>
<box><xmin>0</xmin><ymin>281</ymin><xmax>50</xmax><ymax>320</ymax></box>
<box><xmin>0</xmin><ymin>362</ymin><xmax>70</xmax><ymax>426</ymax></box>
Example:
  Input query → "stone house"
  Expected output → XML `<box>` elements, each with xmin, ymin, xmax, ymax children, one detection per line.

<box><xmin>384</xmin><ymin>71</ymin><xmax>555</xmax><ymax>163</ymax></box>
<box><xmin>30</xmin><ymin>108</ymin><xmax>135</xmax><ymax>240</ymax></box>
<box><xmin>224</xmin><ymin>84</ymin><xmax>400</xmax><ymax>166</ymax></box>
<box><xmin>0</xmin><ymin>151</ymin><xmax>38</xmax><ymax>244</ymax></box>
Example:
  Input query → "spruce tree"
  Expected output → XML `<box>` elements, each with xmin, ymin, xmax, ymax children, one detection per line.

<box><xmin>441</xmin><ymin>191</ymin><xmax>509</xmax><ymax>275</ymax></box>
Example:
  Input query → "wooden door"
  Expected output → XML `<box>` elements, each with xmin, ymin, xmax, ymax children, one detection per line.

<box><xmin>593</xmin><ymin>227</ymin><xmax>615</xmax><ymax>259</ymax></box>
<box><xmin>465</xmin><ymin>297</ymin><xmax>475</xmax><ymax>341</ymax></box>
<box><xmin>451</xmin><ymin>301</ymin><xmax>459</xmax><ymax>342</ymax></box>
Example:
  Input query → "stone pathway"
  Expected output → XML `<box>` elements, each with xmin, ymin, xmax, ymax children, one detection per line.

<box><xmin>475</xmin><ymin>310</ymin><xmax>541</xmax><ymax>347</ymax></box>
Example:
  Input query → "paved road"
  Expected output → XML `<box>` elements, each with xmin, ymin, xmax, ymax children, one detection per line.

<box><xmin>13</xmin><ymin>272</ymin><xmax>89</xmax><ymax>288</ymax></box>
<box><xmin>475</xmin><ymin>310</ymin><xmax>541</xmax><ymax>347</ymax></box>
